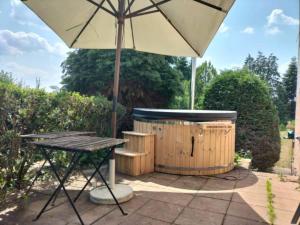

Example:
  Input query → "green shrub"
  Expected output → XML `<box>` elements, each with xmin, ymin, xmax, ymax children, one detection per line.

<box><xmin>0</xmin><ymin>81</ymin><xmax>125</xmax><ymax>200</ymax></box>
<box><xmin>203</xmin><ymin>69</ymin><xmax>280</xmax><ymax>171</ymax></box>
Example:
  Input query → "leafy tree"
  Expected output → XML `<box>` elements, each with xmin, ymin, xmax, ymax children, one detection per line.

<box><xmin>194</xmin><ymin>61</ymin><xmax>218</xmax><ymax>108</ymax></box>
<box><xmin>244</xmin><ymin>52</ymin><xmax>280</xmax><ymax>97</ymax></box>
<box><xmin>283</xmin><ymin>57</ymin><xmax>298</xmax><ymax>120</ymax></box>
<box><xmin>203</xmin><ymin>69</ymin><xmax>280</xmax><ymax>171</ymax></box>
<box><xmin>61</xmin><ymin>49</ymin><xmax>183</xmax><ymax>110</ymax></box>
<box><xmin>274</xmin><ymin>83</ymin><xmax>288</xmax><ymax>124</ymax></box>
<box><xmin>243</xmin><ymin>52</ymin><xmax>287</xmax><ymax>122</ymax></box>
<box><xmin>174</xmin><ymin>57</ymin><xmax>191</xmax><ymax>80</ymax></box>
<box><xmin>196</xmin><ymin>61</ymin><xmax>218</xmax><ymax>84</ymax></box>
<box><xmin>169</xmin><ymin>80</ymin><xmax>190</xmax><ymax>109</ymax></box>
<box><xmin>0</xmin><ymin>70</ymin><xmax>14</xmax><ymax>84</ymax></box>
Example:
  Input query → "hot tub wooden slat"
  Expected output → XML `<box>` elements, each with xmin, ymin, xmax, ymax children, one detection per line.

<box><xmin>134</xmin><ymin>120</ymin><xmax>235</xmax><ymax>175</ymax></box>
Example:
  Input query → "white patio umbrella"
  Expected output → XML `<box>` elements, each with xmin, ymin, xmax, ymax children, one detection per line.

<box><xmin>22</xmin><ymin>0</ymin><xmax>235</xmax><ymax>203</ymax></box>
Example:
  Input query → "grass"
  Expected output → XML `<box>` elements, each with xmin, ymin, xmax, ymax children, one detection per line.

<box><xmin>275</xmin><ymin>131</ymin><xmax>294</xmax><ymax>168</ymax></box>
<box><xmin>266</xmin><ymin>179</ymin><xmax>276</xmax><ymax>225</ymax></box>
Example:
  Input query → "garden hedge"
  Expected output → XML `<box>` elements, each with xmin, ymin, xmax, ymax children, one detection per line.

<box><xmin>203</xmin><ymin>69</ymin><xmax>280</xmax><ymax>171</ymax></box>
<box><xmin>0</xmin><ymin>79</ymin><xmax>125</xmax><ymax>201</ymax></box>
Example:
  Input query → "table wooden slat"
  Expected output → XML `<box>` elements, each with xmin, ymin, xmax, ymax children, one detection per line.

<box><xmin>21</xmin><ymin>131</ymin><xmax>96</xmax><ymax>139</ymax></box>
<box><xmin>32</xmin><ymin>136</ymin><xmax>128</xmax><ymax>152</ymax></box>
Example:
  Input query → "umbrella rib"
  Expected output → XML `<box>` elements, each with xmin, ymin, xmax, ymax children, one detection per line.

<box><xmin>70</xmin><ymin>0</ymin><xmax>106</xmax><ymax>48</ymax></box>
<box><xmin>106</xmin><ymin>0</ymin><xmax>118</xmax><ymax>15</ymax></box>
<box><xmin>87</xmin><ymin>0</ymin><xmax>116</xmax><ymax>17</ymax></box>
<box><xmin>124</xmin><ymin>0</ymin><xmax>135</xmax><ymax>16</ymax></box>
<box><xmin>126</xmin><ymin>0</ymin><xmax>171</xmax><ymax>18</ymax></box>
<box><xmin>127</xmin><ymin>9</ymin><xmax>159</xmax><ymax>18</ymax></box>
<box><xmin>192</xmin><ymin>0</ymin><xmax>226</xmax><ymax>13</ymax></box>
<box><xmin>127</xmin><ymin>0</ymin><xmax>136</xmax><ymax>49</ymax></box>
<box><xmin>149</xmin><ymin>0</ymin><xmax>200</xmax><ymax>56</ymax></box>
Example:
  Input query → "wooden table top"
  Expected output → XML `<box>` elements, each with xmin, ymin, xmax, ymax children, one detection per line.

<box><xmin>21</xmin><ymin>131</ymin><xmax>96</xmax><ymax>139</ymax></box>
<box><xmin>32</xmin><ymin>136</ymin><xmax>128</xmax><ymax>152</ymax></box>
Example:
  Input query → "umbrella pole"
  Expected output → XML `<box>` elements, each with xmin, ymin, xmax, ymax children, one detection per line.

<box><xmin>110</xmin><ymin>0</ymin><xmax>125</xmax><ymax>189</ymax></box>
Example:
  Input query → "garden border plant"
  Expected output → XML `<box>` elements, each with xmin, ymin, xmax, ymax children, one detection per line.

<box><xmin>0</xmin><ymin>76</ymin><xmax>125</xmax><ymax>206</ymax></box>
<box><xmin>203</xmin><ymin>69</ymin><xmax>281</xmax><ymax>171</ymax></box>
<box><xmin>266</xmin><ymin>179</ymin><xmax>276</xmax><ymax>224</ymax></box>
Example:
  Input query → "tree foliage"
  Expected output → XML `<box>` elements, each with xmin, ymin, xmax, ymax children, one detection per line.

<box><xmin>243</xmin><ymin>52</ymin><xmax>291</xmax><ymax>123</ymax></box>
<box><xmin>61</xmin><ymin>49</ymin><xmax>183</xmax><ymax>109</ymax></box>
<box><xmin>203</xmin><ymin>69</ymin><xmax>280</xmax><ymax>171</ymax></box>
<box><xmin>244</xmin><ymin>52</ymin><xmax>280</xmax><ymax>96</ymax></box>
<box><xmin>282</xmin><ymin>57</ymin><xmax>297</xmax><ymax>120</ymax></box>
<box><xmin>0</xmin><ymin>78</ymin><xmax>125</xmax><ymax>201</ymax></box>
<box><xmin>195</xmin><ymin>61</ymin><xmax>218</xmax><ymax>108</ymax></box>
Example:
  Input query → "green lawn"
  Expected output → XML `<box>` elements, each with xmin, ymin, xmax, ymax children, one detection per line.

<box><xmin>275</xmin><ymin>131</ymin><xmax>294</xmax><ymax>168</ymax></box>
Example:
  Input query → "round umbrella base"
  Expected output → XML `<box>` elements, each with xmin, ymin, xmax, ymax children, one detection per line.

<box><xmin>89</xmin><ymin>184</ymin><xmax>134</xmax><ymax>205</ymax></box>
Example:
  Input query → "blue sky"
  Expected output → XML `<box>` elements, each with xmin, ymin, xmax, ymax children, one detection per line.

<box><xmin>0</xmin><ymin>0</ymin><xmax>299</xmax><ymax>90</ymax></box>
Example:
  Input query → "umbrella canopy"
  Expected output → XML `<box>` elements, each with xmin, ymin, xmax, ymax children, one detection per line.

<box><xmin>22</xmin><ymin>0</ymin><xmax>235</xmax><ymax>139</ymax></box>
<box><xmin>23</xmin><ymin>0</ymin><xmax>234</xmax><ymax>57</ymax></box>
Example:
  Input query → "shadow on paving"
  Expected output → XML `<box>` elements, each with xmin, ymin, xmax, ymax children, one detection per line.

<box><xmin>0</xmin><ymin>169</ymin><xmax>267</xmax><ymax>225</ymax></box>
<box><xmin>0</xmin><ymin>190</ymin><xmax>268</xmax><ymax>225</ymax></box>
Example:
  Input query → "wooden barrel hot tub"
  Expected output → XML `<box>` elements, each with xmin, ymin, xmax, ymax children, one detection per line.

<box><xmin>133</xmin><ymin>108</ymin><xmax>237</xmax><ymax>175</ymax></box>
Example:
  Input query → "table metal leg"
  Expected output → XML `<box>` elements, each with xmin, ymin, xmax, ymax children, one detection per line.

<box><xmin>33</xmin><ymin>149</ymin><xmax>83</xmax><ymax>225</ymax></box>
<box><xmin>90</xmin><ymin>156</ymin><xmax>128</xmax><ymax>216</ymax></box>
<box><xmin>73</xmin><ymin>149</ymin><xmax>112</xmax><ymax>202</ymax></box>
<box><xmin>291</xmin><ymin>203</ymin><xmax>300</xmax><ymax>224</ymax></box>
<box><xmin>26</xmin><ymin>160</ymin><xmax>47</xmax><ymax>195</ymax></box>
<box><xmin>90</xmin><ymin>157</ymin><xmax>127</xmax><ymax>215</ymax></box>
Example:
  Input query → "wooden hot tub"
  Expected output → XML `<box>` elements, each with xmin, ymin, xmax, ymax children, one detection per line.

<box><xmin>133</xmin><ymin>108</ymin><xmax>237</xmax><ymax>175</ymax></box>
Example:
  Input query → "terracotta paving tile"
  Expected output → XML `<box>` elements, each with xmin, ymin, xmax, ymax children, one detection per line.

<box><xmin>66</xmin><ymin>204</ymin><xmax>114</xmax><ymax>225</ymax></box>
<box><xmin>93</xmin><ymin>208</ymin><xmax>134</xmax><ymax>225</ymax></box>
<box><xmin>137</xmin><ymin>199</ymin><xmax>183</xmax><ymax>223</ymax></box>
<box><xmin>119</xmin><ymin>213</ymin><xmax>171</xmax><ymax>225</ymax></box>
<box><xmin>174</xmin><ymin>207</ymin><xmax>224</xmax><ymax>225</ymax></box>
<box><xmin>196</xmin><ymin>191</ymin><xmax>233</xmax><ymax>201</ymax></box>
<box><xmin>142</xmin><ymin>176</ymin><xmax>175</xmax><ymax>187</ymax></box>
<box><xmin>272</xmin><ymin>208</ymin><xmax>295</xmax><ymax>225</ymax></box>
<box><xmin>223</xmin><ymin>215</ymin><xmax>269</xmax><ymax>225</ymax></box>
<box><xmin>120</xmin><ymin>195</ymin><xmax>149</xmax><ymax>212</ymax></box>
<box><xmin>188</xmin><ymin>196</ymin><xmax>229</xmax><ymax>214</ymax></box>
<box><xmin>227</xmin><ymin>202</ymin><xmax>267</xmax><ymax>223</ymax></box>
<box><xmin>132</xmin><ymin>185</ymin><xmax>194</xmax><ymax>206</ymax></box>
<box><xmin>231</xmin><ymin>192</ymin><xmax>267</xmax><ymax>207</ymax></box>
<box><xmin>202</xmin><ymin>178</ymin><xmax>236</xmax><ymax>190</ymax></box>
<box><xmin>273</xmin><ymin>196</ymin><xmax>299</xmax><ymax>212</ymax></box>
<box><xmin>169</xmin><ymin>176</ymin><xmax>207</xmax><ymax>190</ymax></box>
<box><xmin>149</xmin><ymin>172</ymin><xmax>180</xmax><ymax>181</ymax></box>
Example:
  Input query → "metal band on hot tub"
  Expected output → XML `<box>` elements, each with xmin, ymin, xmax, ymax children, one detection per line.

<box><xmin>156</xmin><ymin>163</ymin><xmax>234</xmax><ymax>171</ymax></box>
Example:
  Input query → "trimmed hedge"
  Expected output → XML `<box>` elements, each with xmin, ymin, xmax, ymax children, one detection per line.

<box><xmin>0</xmin><ymin>80</ymin><xmax>125</xmax><ymax>199</ymax></box>
<box><xmin>203</xmin><ymin>69</ymin><xmax>280</xmax><ymax>170</ymax></box>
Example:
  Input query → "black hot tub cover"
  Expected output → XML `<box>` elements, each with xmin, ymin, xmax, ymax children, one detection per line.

<box><xmin>133</xmin><ymin>108</ymin><xmax>237</xmax><ymax>122</ymax></box>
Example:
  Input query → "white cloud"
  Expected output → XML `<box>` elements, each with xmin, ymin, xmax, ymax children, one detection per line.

<box><xmin>267</xmin><ymin>9</ymin><xmax>299</xmax><ymax>26</ymax></box>
<box><xmin>9</xmin><ymin>0</ymin><xmax>50</xmax><ymax>31</ymax></box>
<box><xmin>278</xmin><ymin>61</ymin><xmax>290</xmax><ymax>75</ymax></box>
<box><xmin>266</xmin><ymin>9</ymin><xmax>299</xmax><ymax>35</ymax></box>
<box><xmin>10</xmin><ymin>0</ymin><xmax>21</xmax><ymax>7</ymax></box>
<box><xmin>0</xmin><ymin>30</ymin><xmax>69</xmax><ymax>56</ymax></box>
<box><xmin>242</xmin><ymin>26</ymin><xmax>254</xmax><ymax>34</ymax></box>
<box><xmin>2</xmin><ymin>61</ymin><xmax>62</xmax><ymax>90</ymax></box>
<box><xmin>218</xmin><ymin>23</ymin><xmax>229</xmax><ymax>33</ymax></box>
<box><xmin>266</xmin><ymin>26</ymin><xmax>281</xmax><ymax>35</ymax></box>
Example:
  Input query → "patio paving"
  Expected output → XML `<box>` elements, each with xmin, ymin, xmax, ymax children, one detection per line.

<box><xmin>1</xmin><ymin>166</ymin><xmax>299</xmax><ymax>225</ymax></box>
